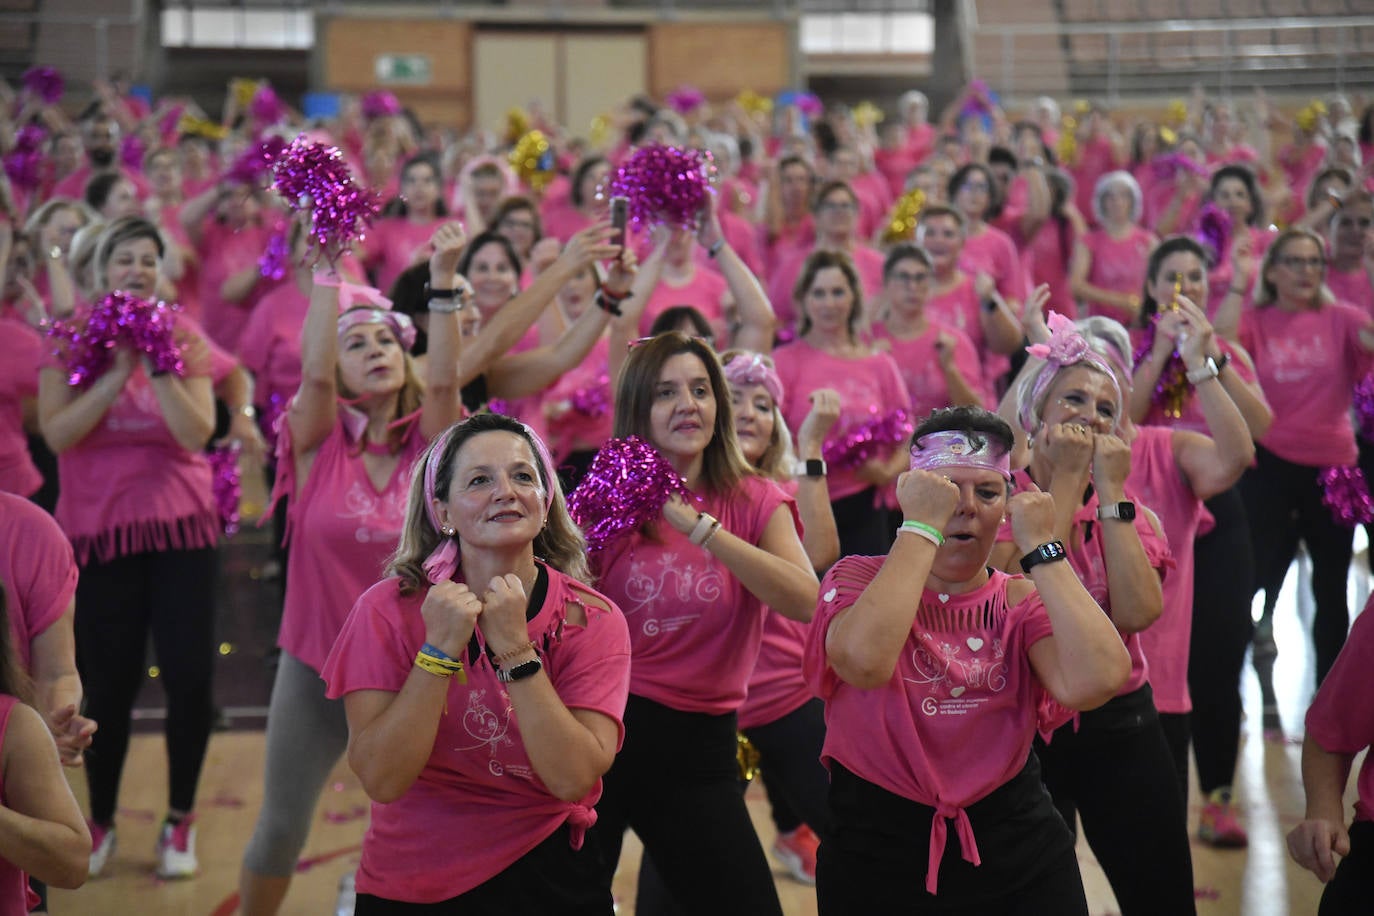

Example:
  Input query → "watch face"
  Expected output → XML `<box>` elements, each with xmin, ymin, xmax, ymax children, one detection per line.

<box><xmin>1041</xmin><ymin>542</ymin><xmax>1065</xmax><ymax>561</ymax></box>
<box><xmin>1118</xmin><ymin>502</ymin><xmax>1136</xmax><ymax>521</ymax></box>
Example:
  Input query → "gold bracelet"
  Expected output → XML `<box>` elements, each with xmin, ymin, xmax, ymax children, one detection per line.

<box><xmin>493</xmin><ymin>641</ymin><xmax>537</xmax><ymax>665</ymax></box>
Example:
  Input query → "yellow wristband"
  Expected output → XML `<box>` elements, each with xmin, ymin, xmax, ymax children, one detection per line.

<box><xmin>415</xmin><ymin>651</ymin><xmax>467</xmax><ymax>684</ymax></box>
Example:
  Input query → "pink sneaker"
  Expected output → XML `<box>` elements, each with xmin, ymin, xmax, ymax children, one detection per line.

<box><xmin>772</xmin><ymin>824</ymin><xmax>820</xmax><ymax>885</ymax></box>
<box><xmin>1198</xmin><ymin>789</ymin><xmax>1248</xmax><ymax>848</ymax></box>
<box><xmin>154</xmin><ymin>813</ymin><xmax>198</xmax><ymax>879</ymax></box>
<box><xmin>88</xmin><ymin>820</ymin><xmax>116</xmax><ymax>878</ymax></box>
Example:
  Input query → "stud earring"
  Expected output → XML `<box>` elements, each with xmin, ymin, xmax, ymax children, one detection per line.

<box><xmin>440</xmin><ymin>524</ymin><xmax>455</xmax><ymax>537</ymax></box>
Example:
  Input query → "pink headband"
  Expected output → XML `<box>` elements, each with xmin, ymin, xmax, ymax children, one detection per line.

<box><xmin>909</xmin><ymin>429</ymin><xmax>1012</xmax><ymax>480</ymax></box>
<box><xmin>1019</xmin><ymin>311</ymin><xmax>1122</xmax><ymax>434</ymax></box>
<box><xmin>420</xmin><ymin>419</ymin><xmax>560</xmax><ymax>584</ymax></box>
<box><xmin>723</xmin><ymin>351</ymin><xmax>785</xmax><ymax>409</ymax></box>
<box><xmin>336</xmin><ymin>299</ymin><xmax>416</xmax><ymax>352</ymax></box>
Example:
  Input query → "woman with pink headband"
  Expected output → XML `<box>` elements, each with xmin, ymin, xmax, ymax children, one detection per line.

<box><xmin>237</xmin><ymin>224</ymin><xmax>468</xmax><ymax>915</ymax></box>
<box><xmin>995</xmin><ymin>316</ymin><xmax>1195</xmax><ymax>915</ymax></box>
<box><xmin>321</xmin><ymin>412</ymin><xmax>630</xmax><ymax>911</ymax></box>
<box><xmin>805</xmin><ymin>405</ymin><xmax>1129</xmax><ymax>912</ymax></box>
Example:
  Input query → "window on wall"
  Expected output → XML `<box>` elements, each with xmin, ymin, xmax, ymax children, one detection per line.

<box><xmin>800</xmin><ymin>12</ymin><xmax>934</xmax><ymax>55</ymax></box>
<box><xmin>161</xmin><ymin>8</ymin><xmax>314</xmax><ymax>49</ymax></box>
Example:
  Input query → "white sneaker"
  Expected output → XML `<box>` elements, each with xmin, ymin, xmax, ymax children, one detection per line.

<box><xmin>335</xmin><ymin>871</ymin><xmax>357</xmax><ymax>916</ymax></box>
<box><xmin>88</xmin><ymin>821</ymin><xmax>115</xmax><ymax>878</ymax></box>
<box><xmin>154</xmin><ymin>815</ymin><xmax>198</xmax><ymax>879</ymax></box>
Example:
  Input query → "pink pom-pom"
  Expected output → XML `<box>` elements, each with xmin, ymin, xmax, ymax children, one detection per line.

<box><xmin>360</xmin><ymin>91</ymin><xmax>403</xmax><ymax>119</ymax></box>
<box><xmin>1152</xmin><ymin>152</ymin><xmax>1209</xmax><ymax>182</ymax></box>
<box><xmin>270</xmin><ymin>135</ymin><xmax>379</xmax><ymax>258</ymax></box>
<box><xmin>225</xmin><ymin>135</ymin><xmax>287</xmax><ymax>186</ymax></box>
<box><xmin>258</xmin><ymin>229</ymin><xmax>291</xmax><ymax>280</ymax></box>
<box><xmin>21</xmin><ymin>66</ymin><xmax>63</xmax><ymax>105</ymax></box>
<box><xmin>1354</xmin><ymin>372</ymin><xmax>1374</xmax><ymax>441</ymax></box>
<box><xmin>250</xmin><ymin>85</ymin><xmax>286</xmax><ymax>126</ymax></box>
<box><xmin>567</xmin><ymin>436</ymin><xmax>695</xmax><ymax>553</ymax></box>
<box><xmin>208</xmin><ymin>442</ymin><xmax>242</xmax><ymax>536</ymax></box>
<box><xmin>568</xmin><ymin>377</ymin><xmax>611</xmax><ymax>418</ymax></box>
<box><xmin>3</xmin><ymin>124</ymin><xmax>47</xmax><ymax>191</ymax></box>
<box><xmin>45</xmin><ymin>292</ymin><xmax>184</xmax><ymax>387</ymax></box>
<box><xmin>609</xmin><ymin>143</ymin><xmax>716</xmax><ymax>230</ymax></box>
<box><xmin>1319</xmin><ymin>466</ymin><xmax>1374</xmax><ymax>527</ymax></box>
<box><xmin>666</xmin><ymin>86</ymin><xmax>706</xmax><ymax>115</ymax></box>
<box><xmin>822</xmin><ymin>408</ymin><xmax>914</xmax><ymax>472</ymax></box>
<box><xmin>158</xmin><ymin>104</ymin><xmax>186</xmax><ymax>142</ymax></box>
<box><xmin>120</xmin><ymin>134</ymin><xmax>146</xmax><ymax>171</ymax></box>
<box><xmin>1195</xmin><ymin>202</ymin><xmax>1232</xmax><ymax>266</ymax></box>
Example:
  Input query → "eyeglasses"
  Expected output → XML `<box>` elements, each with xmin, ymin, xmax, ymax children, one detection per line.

<box><xmin>889</xmin><ymin>271</ymin><xmax>931</xmax><ymax>286</ymax></box>
<box><xmin>959</xmin><ymin>181</ymin><xmax>991</xmax><ymax>193</ymax></box>
<box><xmin>1277</xmin><ymin>255</ymin><xmax>1325</xmax><ymax>271</ymax></box>
<box><xmin>818</xmin><ymin>201</ymin><xmax>857</xmax><ymax>214</ymax></box>
<box><xmin>499</xmin><ymin>218</ymin><xmax>536</xmax><ymax>231</ymax></box>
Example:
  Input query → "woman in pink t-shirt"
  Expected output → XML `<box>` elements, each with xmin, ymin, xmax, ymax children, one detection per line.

<box><xmin>1144</xmin><ymin>134</ymin><xmax>1207</xmax><ymax>237</ymax></box>
<box><xmin>997</xmin><ymin>319</ymin><xmax>1196</xmax><ymax>914</ymax></box>
<box><xmin>1236</xmin><ymin>228</ymin><xmax>1374</xmax><ymax>688</ymax></box>
<box><xmin>634</xmin><ymin>226</ymin><xmax>730</xmax><ymax>341</ymax></box>
<box><xmin>585</xmin><ymin>332</ymin><xmax>818</xmax><ymax>915</ymax></box>
<box><xmin>1324</xmin><ymin>188</ymin><xmax>1374</xmax><ymax>318</ymax></box>
<box><xmin>772</xmin><ymin>250</ymin><xmax>914</xmax><ymax>558</ymax></box>
<box><xmin>948</xmin><ymin>163</ymin><xmax>1028</xmax><ymax>310</ymax></box>
<box><xmin>238</xmin><ymin>225</ymin><xmax>467</xmax><ymax>915</ymax></box>
<box><xmin>365</xmin><ymin>153</ymin><xmax>447</xmax><ymax>298</ymax></box>
<box><xmin>1202</xmin><ymin>165</ymin><xmax>1274</xmax><ymax>317</ymax></box>
<box><xmin>1287</xmin><ymin>593</ymin><xmax>1374</xmax><ymax>913</ymax></box>
<box><xmin>37</xmin><ymin>217</ymin><xmax>221</xmax><ymax>880</ymax></box>
<box><xmin>1070</xmin><ymin>171</ymin><xmax>1157</xmax><ymax>326</ymax></box>
<box><xmin>806</xmin><ymin>406</ymin><xmax>1129</xmax><ymax>910</ymax></box>
<box><xmin>322</xmin><ymin>413</ymin><xmax>631</xmax><ymax>911</ymax></box>
<box><xmin>0</xmin><ymin>595</ymin><xmax>90</xmax><ymax>910</ymax></box>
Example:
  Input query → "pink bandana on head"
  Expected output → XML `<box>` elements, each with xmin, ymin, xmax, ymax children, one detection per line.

<box><xmin>336</xmin><ymin>282</ymin><xmax>416</xmax><ymax>352</ymax></box>
<box><xmin>420</xmin><ymin>419</ymin><xmax>561</xmax><ymax>585</ymax></box>
<box><xmin>723</xmin><ymin>351</ymin><xmax>785</xmax><ymax>409</ymax></box>
<box><xmin>1019</xmin><ymin>311</ymin><xmax>1121</xmax><ymax>434</ymax></box>
<box><xmin>909</xmin><ymin>430</ymin><xmax>1012</xmax><ymax>480</ymax></box>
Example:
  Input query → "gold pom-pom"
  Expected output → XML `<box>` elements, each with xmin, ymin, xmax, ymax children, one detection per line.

<box><xmin>882</xmin><ymin>188</ymin><xmax>926</xmax><ymax>244</ymax></box>
<box><xmin>504</xmin><ymin>108</ymin><xmax>530</xmax><ymax>146</ymax></box>
<box><xmin>736</xmin><ymin>89</ymin><xmax>773</xmax><ymax>118</ymax></box>
<box><xmin>1167</xmin><ymin>99</ymin><xmax>1189</xmax><ymax>127</ymax></box>
<box><xmin>736</xmin><ymin>732</ymin><xmax>761</xmax><ymax>782</ymax></box>
<box><xmin>589</xmin><ymin>114</ymin><xmax>610</xmax><ymax>149</ymax></box>
<box><xmin>1057</xmin><ymin>116</ymin><xmax>1079</xmax><ymax>167</ymax></box>
<box><xmin>1159</xmin><ymin>126</ymin><xmax>1179</xmax><ymax>147</ymax></box>
<box><xmin>178</xmin><ymin>113</ymin><xmax>228</xmax><ymax>141</ymax></box>
<box><xmin>1073</xmin><ymin>99</ymin><xmax>1092</xmax><ymax>116</ymax></box>
<box><xmin>1296</xmin><ymin>100</ymin><xmax>1327</xmax><ymax>134</ymax></box>
<box><xmin>509</xmin><ymin>130</ymin><xmax>555</xmax><ymax>191</ymax></box>
<box><xmin>230</xmin><ymin>78</ymin><xmax>263</xmax><ymax>109</ymax></box>
<box><xmin>853</xmin><ymin>101</ymin><xmax>884</xmax><ymax>128</ymax></box>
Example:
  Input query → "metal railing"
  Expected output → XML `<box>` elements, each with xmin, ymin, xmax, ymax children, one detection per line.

<box><xmin>0</xmin><ymin>6</ymin><xmax>145</xmax><ymax>81</ymax></box>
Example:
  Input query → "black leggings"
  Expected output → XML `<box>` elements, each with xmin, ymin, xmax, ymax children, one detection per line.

<box><xmin>1187</xmin><ymin>486</ymin><xmax>1254</xmax><ymax>795</ymax></box>
<box><xmin>592</xmin><ymin>695</ymin><xmax>783</xmax><ymax>916</ymax></box>
<box><xmin>1241</xmin><ymin>445</ymin><xmax>1355</xmax><ymax>685</ymax></box>
<box><xmin>1034</xmin><ymin>685</ymin><xmax>1196</xmax><ymax>916</ymax></box>
<box><xmin>75</xmin><ymin>547</ymin><xmax>217</xmax><ymax>825</ymax></box>
<box><xmin>831</xmin><ymin>488</ymin><xmax>897</xmax><ymax>560</ymax></box>
<box><xmin>817</xmin><ymin>755</ymin><xmax>1086</xmax><ymax>915</ymax></box>
<box><xmin>1320</xmin><ymin>820</ymin><xmax>1374</xmax><ymax>916</ymax></box>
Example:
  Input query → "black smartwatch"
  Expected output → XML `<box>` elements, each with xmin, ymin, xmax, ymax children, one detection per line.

<box><xmin>423</xmin><ymin>282</ymin><xmax>459</xmax><ymax>301</ymax></box>
<box><xmin>1096</xmin><ymin>501</ymin><xmax>1137</xmax><ymax>521</ymax></box>
<box><xmin>497</xmin><ymin>658</ymin><xmax>542</xmax><ymax>683</ymax></box>
<box><xmin>792</xmin><ymin>459</ymin><xmax>827</xmax><ymax>478</ymax></box>
<box><xmin>1019</xmin><ymin>540</ymin><xmax>1067</xmax><ymax>574</ymax></box>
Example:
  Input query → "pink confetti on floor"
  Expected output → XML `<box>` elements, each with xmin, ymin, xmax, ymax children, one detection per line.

<box><xmin>117</xmin><ymin>807</ymin><xmax>156</xmax><ymax>822</ymax></box>
<box><xmin>323</xmin><ymin>805</ymin><xmax>367</xmax><ymax>824</ymax></box>
<box><xmin>207</xmin><ymin>793</ymin><xmax>246</xmax><ymax>808</ymax></box>
<box><xmin>1195</xmin><ymin>886</ymin><xmax>1221</xmax><ymax>900</ymax></box>
<box><xmin>294</xmin><ymin>843</ymin><xmax>362</xmax><ymax>874</ymax></box>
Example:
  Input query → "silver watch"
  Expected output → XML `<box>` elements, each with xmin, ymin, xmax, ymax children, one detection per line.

<box><xmin>1185</xmin><ymin>357</ymin><xmax>1219</xmax><ymax>385</ymax></box>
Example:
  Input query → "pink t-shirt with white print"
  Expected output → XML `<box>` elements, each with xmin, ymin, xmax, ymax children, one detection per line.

<box><xmin>236</xmin><ymin>280</ymin><xmax>310</xmax><ymax>432</ymax></box>
<box><xmin>803</xmin><ymin>560</ymin><xmax>1065</xmax><ymax>895</ymax></box>
<box><xmin>323</xmin><ymin>566</ymin><xmax>631</xmax><ymax>903</ymax></box>
<box><xmin>0</xmin><ymin>317</ymin><xmax>44</xmax><ymax>497</ymax></box>
<box><xmin>960</xmin><ymin>225</ymin><xmax>1027</xmax><ymax>305</ymax></box>
<box><xmin>0</xmin><ymin>492</ymin><xmax>78</xmax><ymax>671</ymax></box>
<box><xmin>868</xmin><ymin>319</ymin><xmax>989</xmax><ymax>421</ymax></box>
<box><xmin>196</xmin><ymin>219</ymin><xmax>281</xmax><ymax>354</ymax></box>
<box><xmin>540</xmin><ymin>336</ymin><xmax>612</xmax><ymax>465</ymax></box>
<box><xmin>273</xmin><ymin>413</ymin><xmax>428</xmax><ymax>675</ymax></box>
<box><xmin>1327</xmin><ymin>265</ymin><xmax>1374</xmax><ymax>320</ymax></box>
<box><xmin>594</xmin><ymin>474</ymin><xmax>796</xmax><ymax>714</ymax></box>
<box><xmin>1304</xmin><ymin>593</ymin><xmax>1374</xmax><ymax>825</ymax></box>
<box><xmin>1127</xmin><ymin>426</ymin><xmax>1204</xmax><ymax>715</ymax></box>
<box><xmin>772</xmin><ymin>341</ymin><xmax>912</xmax><ymax>502</ymax></box>
<box><xmin>1238</xmin><ymin>301</ymin><xmax>1374</xmax><ymax>467</ymax></box>
<box><xmin>766</xmin><ymin>244</ymin><xmax>886</xmax><ymax>332</ymax></box>
<box><xmin>1081</xmin><ymin>226</ymin><xmax>1155</xmax><ymax>326</ymax></box>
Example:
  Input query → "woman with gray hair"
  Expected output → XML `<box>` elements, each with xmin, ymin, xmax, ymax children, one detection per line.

<box><xmin>1069</xmin><ymin>171</ymin><xmax>1156</xmax><ymax>326</ymax></box>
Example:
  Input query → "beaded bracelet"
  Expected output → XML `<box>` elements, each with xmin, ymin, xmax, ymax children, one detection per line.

<box><xmin>896</xmin><ymin>520</ymin><xmax>945</xmax><ymax>547</ymax></box>
<box><xmin>699</xmin><ymin>520</ymin><xmax>723</xmax><ymax>549</ymax></box>
<box><xmin>493</xmin><ymin>640</ymin><xmax>538</xmax><ymax>665</ymax></box>
<box><xmin>689</xmin><ymin>512</ymin><xmax>718</xmax><ymax>546</ymax></box>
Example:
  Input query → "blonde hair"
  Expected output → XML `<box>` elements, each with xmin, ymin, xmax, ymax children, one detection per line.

<box><xmin>1253</xmin><ymin>227</ymin><xmax>1335</xmax><ymax>308</ymax></box>
<box><xmin>720</xmin><ymin>348</ymin><xmax>795</xmax><ymax>481</ymax></box>
<box><xmin>388</xmin><ymin>414</ymin><xmax>590</xmax><ymax>594</ymax></box>
<box><xmin>335</xmin><ymin>309</ymin><xmax>425</xmax><ymax>456</ymax></box>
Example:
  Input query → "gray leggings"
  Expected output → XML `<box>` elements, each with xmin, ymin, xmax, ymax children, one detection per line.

<box><xmin>241</xmin><ymin>651</ymin><xmax>352</xmax><ymax>877</ymax></box>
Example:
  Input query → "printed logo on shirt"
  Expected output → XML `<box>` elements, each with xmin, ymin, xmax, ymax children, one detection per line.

<box><xmin>337</xmin><ymin>480</ymin><xmax>408</xmax><ymax>544</ymax></box>
<box><xmin>103</xmin><ymin>377</ymin><xmax>163</xmax><ymax>434</ymax></box>
<box><xmin>906</xmin><ymin>631</ymin><xmax>1008</xmax><ymax>717</ymax></box>
<box><xmin>1262</xmin><ymin>333</ymin><xmax>1327</xmax><ymax>384</ymax></box>
<box><xmin>454</xmin><ymin>689</ymin><xmax>534</xmax><ymax>778</ymax></box>
<box><xmin>620</xmin><ymin>549</ymin><xmax>723</xmax><ymax>637</ymax></box>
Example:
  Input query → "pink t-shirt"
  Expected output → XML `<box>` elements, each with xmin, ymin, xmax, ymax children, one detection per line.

<box><xmin>1144</xmin><ymin>179</ymin><xmax>1201</xmax><ymax>236</ymax></box>
<box><xmin>1304</xmin><ymin>594</ymin><xmax>1374</xmax><ymax>824</ymax></box>
<box><xmin>364</xmin><ymin>217</ymin><xmax>441</xmax><ymax>298</ymax></box>
<box><xmin>273</xmin><ymin>414</ymin><xmax>428</xmax><ymax>675</ymax></box>
<box><xmin>637</xmin><ymin>266</ymin><xmax>729</xmax><ymax>340</ymax></box>
<box><xmin>803</xmin><ymin>561</ymin><xmax>1065</xmax><ymax>895</ymax></box>
<box><xmin>322</xmin><ymin>566</ymin><xmax>631</xmax><ymax>903</ymax></box>
<box><xmin>539</xmin><ymin>203</ymin><xmax>593</xmax><ymax>246</ymax></box>
<box><xmin>960</xmin><ymin>225</ymin><xmax>1027</xmax><ymax>304</ymax></box>
<box><xmin>767</xmin><ymin>244</ymin><xmax>886</xmax><ymax>332</ymax></box>
<box><xmin>1205</xmin><ymin>225</ymin><xmax>1274</xmax><ymax>320</ymax></box>
<box><xmin>1081</xmin><ymin>226</ymin><xmax>1155</xmax><ymax>326</ymax></box>
<box><xmin>718</xmin><ymin>209</ymin><xmax>765</xmax><ymax>279</ymax></box>
<box><xmin>869</xmin><ymin>319</ymin><xmax>989</xmax><ymax>420</ymax></box>
<box><xmin>1127</xmin><ymin>426</ymin><xmax>1204</xmax><ymax>715</ymax></box>
<box><xmin>0</xmin><ymin>695</ymin><xmax>40</xmax><ymax>915</ymax></box>
<box><xmin>772</xmin><ymin>341</ymin><xmax>913</xmax><ymax>502</ymax></box>
<box><xmin>1019</xmin><ymin>215</ymin><xmax>1078</xmax><ymax>320</ymax></box>
<box><xmin>44</xmin><ymin>316</ymin><xmax>220</xmax><ymax>566</ymax></box>
<box><xmin>1328</xmin><ymin>265</ymin><xmax>1374</xmax><ymax>320</ymax></box>
<box><xmin>0</xmin><ymin>317</ymin><xmax>44</xmax><ymax>497</ymax></box>
<box><xmin>540</xmin><ymin>336</ymin><xmax>612</xmax><ymax>465</ymax></box>
<box><xmin>762</xmin><ymin>215</ymin><xmax>815</xmax><ymax>279</ymax></box>
<box><xmin>1072</xmin><ymin>135</ymin><xmax>1123</xmax><ymax>224</ymax></box>
<box><xmin>594</xmin><ymin>474</ymin><xmax>796</xmax><ymax>714</ymax></box>
<box><xmin>1000</xmin><ymin>469</ymin><xmax>1173</xmax><ymax>700</ymax></box>
<box><xmin>1238</xmin><ymin>302</ymin><xmax>1374</xmax><ymax>467</ymax></box>
<box><xmin>48</xmin><ymin>166</ymin><xmax>150</xmax><ymax>204</ymax></box>
<box><xmin>195</xmin><ymin>219</ymin><xmax>281</xmax><ymax>353</ymax></box>
<box><xmin>236</xmin><ymin>280</ymin><xmax>310</xmax><ymax>431</ymax></box>
<box><xmin>0</xmin><ymin>492</ymin><xmax>78</xmax><ymax>671</ymax></box>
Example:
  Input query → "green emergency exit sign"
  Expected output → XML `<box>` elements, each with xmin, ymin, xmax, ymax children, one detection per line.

<box><xmin>375</xmin><ymin>54</ymin><xmax>432</xmax><ymax>86</ymax></box>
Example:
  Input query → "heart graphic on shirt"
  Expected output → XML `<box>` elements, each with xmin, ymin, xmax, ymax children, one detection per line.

<box><xmin>823</xmin><ymin>588</ymin><xmax>837</xmax><ymax>602</ymax></box>
<box><xmin>950</xmin><ymin>686</ymin><xmax>966</xmax><ymax>698</ymax></box>
<box><xmin>967</xmin><ymin>637</ymin><xmax>985</xmax><ymax>652</ymax></box>
<box><xmin>937</xmin><ymin>593</ymin><xmax>951</xmax><ymax>603</ymax></box>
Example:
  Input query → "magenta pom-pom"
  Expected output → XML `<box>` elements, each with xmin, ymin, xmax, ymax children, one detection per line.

<box><xmin>568</xmin><ymin>377</ymin><xmax>611</xmax><ymax>418</ymax></box>
<box><xmin>1319</xmin><ymin>465</ymin><xmax>1374</xmax><ymax>527</ymax></box>
<box><xmin>1195</xmin><ymin>202</ymin><xmax>1232</xmax><ymax>266</ymax></box>
<box><xmin>250</xmin><ymin>85</ymin><xmax>286</xmax><ymax>126</ymax></box>
<box><xmin>225</xmin><ymin>134</ymin><xmax>287</xmax><ymax>186</ymax></box>
<box><xmin>258</xmin><ymin>229</ymin><xmax>291</xmax><ymax>281</ymax></box>
<box><xmin>45</xmin><ymin>292</ymin><xmax>184</xmax><ymax>387</ymax></box>
<box><xmin>120</xmin><ymin>134</ymin><xmax>146</xmax><ymax>171</ymax></box>
<box><xmin>4</xmin><ymin>124</ymin><xmax>47</xmax><ymax>191</ymax></box>
<box><xmin>822</xmin><ymin>408</ymin><xmax>914</xmax><ymax>472</ymax></box>
<box><xmin>208</xmin><ymin>442</ymin><xmax>242</xmax><ymax>537</ymax></box>
<box><xmin>271</xmin><ymin>135</ymin><xmax>379</xmax><ymax>257</ymax></box>
<box><xmin>1354</xmin><ymin>372</ymin><xmax>1374</xmax><ymax>441</ymax></box>
<box><xmin>360</xmin><ymin>91</ymin><xmax>403</xmax><ymax>119</ymax></box>
<box><xmin>21</xmin><ymin>66</ymin><xmax>63</xmax><ymax>105</ymax></box>
<box><xmin>610</xmin><ymin>143</ymin><xmax>715</xmax><ymax>229</ymax></box>
<box><xmin>158</xmin><ymin>104</ymin><xmax>186</xmax><ymax>142</ymax></box>
<box><xmin>666</xmin><ymin>86</ymin><xmax>706</xmax><ymax>115</ymax></box>
<box><xmin>568</xmin><ymin>436</ymin><xmax>695</xmax><ymax>553</ymax></box>
<box><xmin>1151</xmin><ymin>152</ymin><xmax>1209</xmax><ymax>182</ymax></box>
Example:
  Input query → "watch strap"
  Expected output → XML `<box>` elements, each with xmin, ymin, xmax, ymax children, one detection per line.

<box><xmin>497</xmin><ymin>658</ymin><xmax>542</xmax><ymax>683</ymax></box>
<box><xmin>1019</xmin><ymin>540</ymin><xmax>1067</xmax><ymax>574</ymax></box>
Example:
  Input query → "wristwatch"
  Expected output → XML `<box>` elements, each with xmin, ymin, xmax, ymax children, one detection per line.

<box><xmin>1096</xmin><ymin>501</ymin><xmax>1137</xmax><ymax>521</ymax></box>
<box><xmin>496</xmin><ymin>658</ymin><xmax>542</xmax><ymax>683</ymax></box>
<box><xmin>1019</xmin><ymin>540</ymin><xmax>1067</xmax><ymax>574</ymax></box>
<box><xmin>1185</xmin><ymin>357</ymin><xmax>1219</xmax><ymax>385</ymax></box>
<box><xmin>236</xmin><ymin>404</ymin><xmax>257</xmax><ymax>420</ymax></box>
<box><xmin>792</xmin><ymin>458</ymin><xmax>827</xmax><ymax>479</ymax></box>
